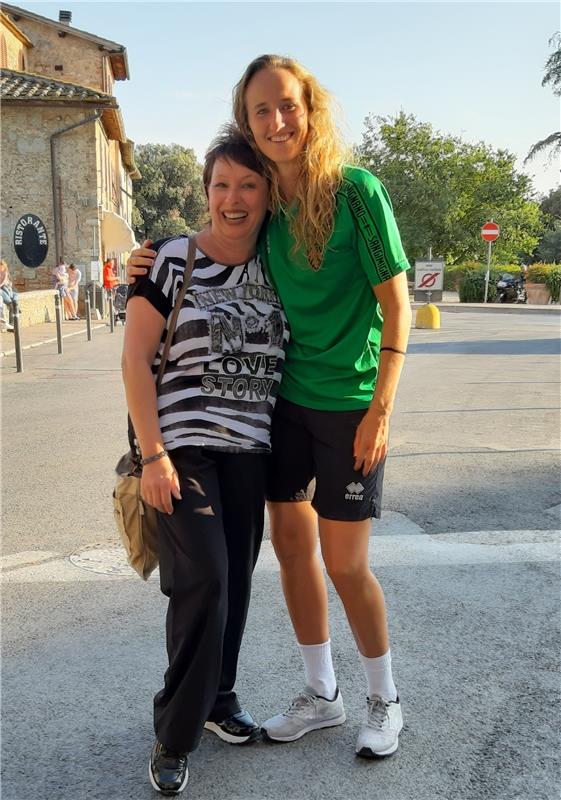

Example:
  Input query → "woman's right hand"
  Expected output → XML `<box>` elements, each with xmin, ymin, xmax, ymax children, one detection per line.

<box><xmin>127</xmin><ymin>239</ymin><xmax>156</xmax><ymax>284</ymax></box>
<box><xmin>140</xmin><ymin>455</ymin><xmax>182</xmax><ymax>515</ymax></box>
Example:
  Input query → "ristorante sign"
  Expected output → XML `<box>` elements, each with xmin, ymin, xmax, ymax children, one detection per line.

<box><xmin>13</xmin><ymin>214</ymin><xmax>49</xmax><ymax>268</ymax></box>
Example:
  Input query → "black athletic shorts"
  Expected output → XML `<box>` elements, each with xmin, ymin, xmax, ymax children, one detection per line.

<box><xmin>266</xmin><ymin>397</ymin><xmax>385</xmax><ymax>521</ymax></box>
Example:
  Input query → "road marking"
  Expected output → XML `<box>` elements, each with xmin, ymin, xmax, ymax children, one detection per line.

<box><xmin>1</xmin><ymin>529</ymin><xmax>559</xmax><ymax>584</ymax></box>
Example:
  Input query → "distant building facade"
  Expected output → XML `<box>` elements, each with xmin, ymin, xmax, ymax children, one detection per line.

<box><xmin>0</xmin><ymin>4</ymin><xmax>139</xmax><ymax>291</ymax></box>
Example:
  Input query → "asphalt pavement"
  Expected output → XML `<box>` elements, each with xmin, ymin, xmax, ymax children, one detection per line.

<box><xmin>1</xmin><ymin>309</ymin><xmax>560</xmax><ymax>800</ymax></box>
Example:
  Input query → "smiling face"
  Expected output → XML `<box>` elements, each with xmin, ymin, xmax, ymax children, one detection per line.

<box><xmin>244</xmin><ymin>68</ymin><xmax>309</xmax><ymax>167</ymax></box>
<box><xmin>207</xmin><ymin>157</ymin><xmax>269</xmax><ymax>244</ymax></box>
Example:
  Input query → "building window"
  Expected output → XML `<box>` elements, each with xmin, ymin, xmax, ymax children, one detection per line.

<box><xmin>0</xmin><ymin>35</ymin><xmax>7</xmax><ymax>69</ymax></box>
<box><xmin>18</xmin><ymin>49</ymin><xmax>26</xmax><ymax>71</ymax></box>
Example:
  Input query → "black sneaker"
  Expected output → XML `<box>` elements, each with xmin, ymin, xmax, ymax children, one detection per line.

<box><xmin>204</xmin><ymin>709</ymin><xmax>261</xmax><ymax>744</ymax></box>
<box><xmin>149</xmin><ymin>741</ymin><xmax>189</xmax><ymax>795</ymax></box>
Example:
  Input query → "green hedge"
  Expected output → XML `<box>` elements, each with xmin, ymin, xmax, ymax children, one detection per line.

<box><xmin>458</xmin><ymin>268</ymin><xmax>506</xmax><ymax>303</ymax></box>
<box><xmin>445</xmin><ymin>262</ymin><xmax>522</xmax><ymax>291</ymax></box>
<box><xmin>411</xmin><ymin>260</ymin><xmax>560</xmax><ymax>301</ymax></box>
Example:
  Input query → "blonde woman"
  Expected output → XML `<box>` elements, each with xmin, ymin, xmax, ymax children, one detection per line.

<box><xmin>128</xmin><ymin>54</ymin><xmax>412</xmax><ymax>759</ymax></box>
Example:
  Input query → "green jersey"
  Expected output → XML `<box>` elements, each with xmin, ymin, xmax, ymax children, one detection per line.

<box><xmin>261</xmin><ymin>166</ymin><xmax>409</xmax><ymax>411</ymax></box>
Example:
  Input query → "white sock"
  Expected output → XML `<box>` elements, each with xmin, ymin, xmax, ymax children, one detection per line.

<box><xmin>298</xmin><ymin>640</ymin><xmax>338</xmax><ymax>700</ymax></box>
<box><xmin>359</xmin><ymin>649</ymin><xmax>397</xmax><ymax>701</ymax></box>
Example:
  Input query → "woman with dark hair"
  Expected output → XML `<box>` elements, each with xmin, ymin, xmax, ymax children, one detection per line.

<box><xmin>122</xmin><ymin>130</ymin><xmax>288</xmax><ymax>794</ymax></box>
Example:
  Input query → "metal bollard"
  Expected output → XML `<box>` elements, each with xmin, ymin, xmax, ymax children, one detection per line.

<box><xmin>85</xmin><ymin>292</ymin><xmax>92</xmax><ymax>341</ymax></box>
<box><xmin>12</xmin><ymin>300</ymin><xmax>23</xmax><ymax>373</ymax></box>
<box><xmin>108</xmin><ymin>291</ymin><xmax>114</xmax><ymax>333</ymax></box>
<box><xmin>90</xmin><ymin>282</ymin><xmax>96</xmax><ymax>317</ymax></box>
<box><xmin>54</xmin><ymin>292</ymin><xmax>63</xmax><ymax>354</ymax></box>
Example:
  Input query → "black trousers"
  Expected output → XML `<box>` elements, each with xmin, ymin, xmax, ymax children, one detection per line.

<box><xmin>153</xmin><ymin>447</ymin><xmax>266</xmax><ymax>754</ymax></box>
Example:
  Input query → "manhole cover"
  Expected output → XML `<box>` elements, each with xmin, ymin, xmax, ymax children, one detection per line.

<box><xmin>68</xmin><ymin>541</ymin><xmax>136</xmax><ymax>576</ymax></box>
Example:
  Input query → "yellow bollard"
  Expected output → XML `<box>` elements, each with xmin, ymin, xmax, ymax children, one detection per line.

<box><xmin>415</xmin><ymin>303</ymin><xmax>441</xmax><ymax>329</ymax></box>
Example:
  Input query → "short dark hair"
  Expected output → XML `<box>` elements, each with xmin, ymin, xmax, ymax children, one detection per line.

<box><xmin>202</xmin><ymin>125</ymin><xmax>266</xmax><ymax>195</ymax></box>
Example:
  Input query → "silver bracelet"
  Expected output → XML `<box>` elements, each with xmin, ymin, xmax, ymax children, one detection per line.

<box><xmin>140</xmin><ymin>449</ymin><xmax>168</xmax><ymax>466</ymax></box>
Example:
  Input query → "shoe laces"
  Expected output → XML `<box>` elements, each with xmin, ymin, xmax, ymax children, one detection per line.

<box><xmin>157</xmin><ymin>745</ymin><xmax>187</xmax><ymax>767</ymax></box>
<box><xmin>284</xmin><ymin>691</ymin><xmax>318</xmax><ymax>717</ymax></box>
<box><xmin>366</xmin><ymin>695</ymin><xmax>390</xmax><ymax>729</ymax></box>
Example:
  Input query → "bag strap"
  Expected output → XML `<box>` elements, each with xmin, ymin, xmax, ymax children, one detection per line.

<box><xmin>155</xmin><ymin>236</ymin><xmax>197</xmax><ymax>390</ymax></box>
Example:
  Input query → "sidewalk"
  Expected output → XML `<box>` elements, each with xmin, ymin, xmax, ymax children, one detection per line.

<box><xmin>0</xmin><ymin>318</ymin><xmax>110</xmax><ymax>358</ymax></box>
<box><xmin>412</xmin><ymin>290</ymin><xmax>560</xmax><ymax>314</ymax></box>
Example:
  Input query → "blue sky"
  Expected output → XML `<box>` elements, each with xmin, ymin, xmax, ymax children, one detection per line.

<box><xmin>19</xmin><ymin>1</ymin><xmax>560</xmax><ymax>197</ymax></box>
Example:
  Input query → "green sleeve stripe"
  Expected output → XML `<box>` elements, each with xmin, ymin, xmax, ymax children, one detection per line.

<box><xmin>339</xmin><ymin>177</ymin><xmax>394</xmax><ymax>283</ymax></box>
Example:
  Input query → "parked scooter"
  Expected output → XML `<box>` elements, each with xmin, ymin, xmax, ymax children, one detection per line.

<box><xmin>496</xmin><ymin>273</ymin><xmax>527</xmax><ymax>304</ymax></box>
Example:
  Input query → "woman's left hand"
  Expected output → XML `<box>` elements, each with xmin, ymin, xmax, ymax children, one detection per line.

<box><xmin>353</xmin><ymin>407</ymin><xmax>390</xmax><ymax>476</ymax></box>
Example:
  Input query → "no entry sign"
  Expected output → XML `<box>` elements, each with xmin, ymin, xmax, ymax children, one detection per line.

<box><xmin>481</xmin><ymin>222</ymin><xmax>500</xmax><ymax>242</ymax></box>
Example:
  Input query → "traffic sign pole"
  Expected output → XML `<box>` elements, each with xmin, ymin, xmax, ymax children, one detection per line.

<box><xmin>484</xmin><ymin>240</ymin><xmax>492</xmax><ymax>303</ymax></box>
<box><xmin>481</xmin><ymin>220</ymin><xmax>500</xmax><ymax>304</ymax></box>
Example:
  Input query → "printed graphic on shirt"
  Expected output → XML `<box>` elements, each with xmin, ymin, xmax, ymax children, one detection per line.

<box><xmin>128</xmin><ymin>235</ymin><xmax>289</xmax><ymax>452</ymax></box>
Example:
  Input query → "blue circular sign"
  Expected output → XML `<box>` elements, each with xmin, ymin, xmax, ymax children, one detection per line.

<box><xmin>13</xmin><ymin>213</ymin><xmax>49</xmax><ymax>268</ymax></box>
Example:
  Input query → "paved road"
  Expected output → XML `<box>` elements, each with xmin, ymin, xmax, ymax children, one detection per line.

<box><xmin>2</xmin><ymin>311</ymin><xmax>560</xmax><ymax>800</ymax></box>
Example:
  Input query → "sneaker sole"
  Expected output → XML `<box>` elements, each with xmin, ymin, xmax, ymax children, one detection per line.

<box><xmin>262</xmin><ymin>712</ymin><xmax>347</xmax><ymax>743</ymax></box>
<box><xmin>204</xmin><ymin>721</ymin><xmax>261</xmax><ymax>745</ymax></box>
<box><xmin>356</xmin><ymin>732</ymin><xmax>401</xmax><ymax>758</ymax></box>
<box><xmin>148</xmin><ymin>760</ymin><xmax>189</xmax><ymax>795</ymax></box>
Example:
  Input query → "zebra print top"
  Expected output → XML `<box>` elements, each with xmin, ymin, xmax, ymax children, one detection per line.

<box><xmin>128</xmin><ymin>235</ymin><xmax>289</xmax><ymax>453</ymax></box>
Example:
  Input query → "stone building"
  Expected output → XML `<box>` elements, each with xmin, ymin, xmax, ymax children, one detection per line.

<box><xmin>0</xmin><ymin>4</ymin><xmax>139</xmax><ymax>293</ymax></box>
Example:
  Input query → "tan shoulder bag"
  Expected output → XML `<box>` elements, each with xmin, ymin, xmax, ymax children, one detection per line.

<box><xmin>113</xmin><ymin>236</ymin><xmax>197</xmax><ymax>580</ymax></box>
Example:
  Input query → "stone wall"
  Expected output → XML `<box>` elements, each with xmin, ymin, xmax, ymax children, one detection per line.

<box><xmin>0</xmin><ymin>106</ymin><xmax>100</xmax><ymax>291</ymax></box>
<box><xmin>6</xmin><ymin>16</ymin><xmax>113</xmax><ymax>93</ymax></box>
<box><xmin>2</xmin><ymin>22</ymin><xmax>28</xmax><ymax>70</ymax></box>
<box><xmin>15</xmin><ymin>289</ymin><xmax>56</xmax><ymax>327</ymax></box>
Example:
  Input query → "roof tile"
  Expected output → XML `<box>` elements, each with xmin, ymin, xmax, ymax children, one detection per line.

<box><xmin>0</xmin><ymin>68</ymin><xmax>115</xmax><ymax>103</ymax></box>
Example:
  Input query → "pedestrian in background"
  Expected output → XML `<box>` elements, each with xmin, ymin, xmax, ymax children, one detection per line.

<box><xmin>67</xmin><ymin>263</ymin><xmax>81</xmax><ymax>318</ymax></box>
<box><xmin>103</xmin><ymin>258</ymin><xmax>119</xmax><ymax>292</ymax></box>
<box><xmin>51</xmin><ymin>260</ymin><xmax>78</xmax><ymax>320</ymax></box>
<box><xmin>0</xmin><ymin>293</ymin><xmax>13</xmax><ymax>332</ymax></box>
<box><xmin>0</xmin><ymin>259</ymin><xmax>18</xmax><ymax>328</ymax></box>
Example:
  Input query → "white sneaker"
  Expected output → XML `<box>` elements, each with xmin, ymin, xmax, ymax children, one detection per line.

<box><xmin>262</xmin><ymin>686</ymin><xmax>346</xmax><ymax>742</ymax></box>
<box><xmin>355</xmin><ymin>695</ymin><xmax>403</xmax><ymax>757</ymax></box>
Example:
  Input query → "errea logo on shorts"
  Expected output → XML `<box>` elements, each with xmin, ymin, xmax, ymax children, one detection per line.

<box><xmin>345</xmin><ymin>482</ymin><xmax>364</xmax><ymax>501</ymax></box>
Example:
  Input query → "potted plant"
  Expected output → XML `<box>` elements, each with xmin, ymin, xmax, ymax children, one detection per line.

<box><xmin>525</xmin><ymin>263</ymin><xmax>559</xmax><ymax>304</ymax></box>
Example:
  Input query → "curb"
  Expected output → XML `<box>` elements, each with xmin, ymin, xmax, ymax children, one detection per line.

<box><xmin>411</xmin><ymin>302</ymin><xmax>560</xmax><ymax>315</ymax></box>
<box><xmin>1</xmin><ymin>324</ymin><xmax>108</xmax><ymax>358</ymax></box>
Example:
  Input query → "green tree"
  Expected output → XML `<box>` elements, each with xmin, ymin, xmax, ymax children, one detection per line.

<box><xmin>529</xmin><ymin>187</ymin><xmax>561</xmax><ymax>263</ymax></box>
<box><xmin>537</xmin><ymin>224</ymin><xmax>561</xmax><ymax>262</ymax></box>
<box><xmin>132</xmin><ymin>143</ymin><xmax>207</xmax><ymax>240</ymax></box>
<box><xmin>540</xmin><ymin>186</ymin><xmax>561</xmax><ymax>224</ymax></box>
<box><xmin>358</xmin><ymin>111</ymin><xmax>544</xmax><ymax>264</ymax></box>
<box><xmin>525</xmin><ymin>33</ymin><xmax>561</xmax><ymax>163</ymax></box>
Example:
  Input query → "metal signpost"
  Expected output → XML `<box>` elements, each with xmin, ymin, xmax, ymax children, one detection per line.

<box><xmin>481</xmin><ymin>221</ymin><xmax>500</xmax><ymax>303</ymax></box>
<box><xmin>414</xmin><ymin>259</ymin><xmax>444</xmax><ymax>303</ymax></box>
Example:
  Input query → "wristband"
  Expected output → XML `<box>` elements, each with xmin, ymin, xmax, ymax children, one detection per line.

<box><xmin>140</xmin><ymin>450</ymin><xmax>168</xmax><ymax>466</ymax></box>
<box><xmin>380</xmin><ymin>346</ymin><xmax>407</xmax><ymax>356</ymax></box>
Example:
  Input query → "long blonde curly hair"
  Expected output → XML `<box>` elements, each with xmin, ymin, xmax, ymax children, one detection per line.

<box><xmin>232</xmin><ymin>54</ymin><xmax>349</xmax><ymax>270</ymax></box>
